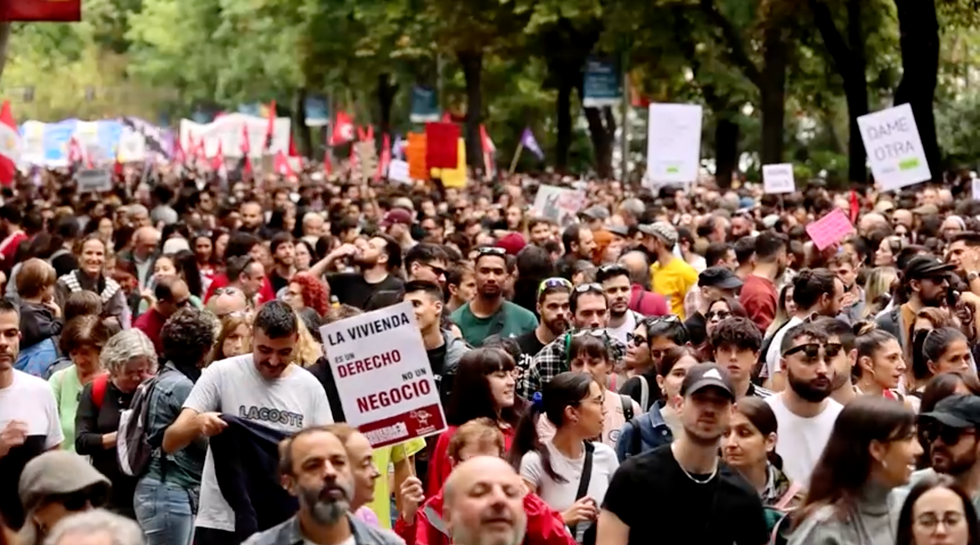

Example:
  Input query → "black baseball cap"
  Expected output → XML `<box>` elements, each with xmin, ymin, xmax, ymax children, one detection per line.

<box><xmin>680</xmin><ymin>363</ymin><xmax>736</xmax><ymax>401</ymax></box>
<box><xmin>698</xmin><ymin>267</ymin><xmax>743</xmax><ymax>290</ymax></box>
<box><xmin>903</xmin><ymin>256</ymin><xmax>955</xmax><ymax>281</ymax></box>
<box><xmin>919</xmin><ymin>395</ymin><xmax>980</xmax><ymax>428</ymax></box>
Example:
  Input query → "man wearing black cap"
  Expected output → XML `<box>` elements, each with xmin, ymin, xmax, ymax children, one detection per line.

<box><xmin>896</xmin><ymin>395</ymin><xmax>980</xmax><ymax>512</ymax></box>
<box><xmin>876</xmin><ymin>255</ymin><xmax>954</xmax><ymax>351</ymax></box>
<box><xmin>683</xmin><ymin>267</ymin><xmax>743</xmax><ymax>347</ymax></box>
<box><xmin>598</xmin><ymin>363</ymin><xmax>768</xmax><ymax>545</ymax></box>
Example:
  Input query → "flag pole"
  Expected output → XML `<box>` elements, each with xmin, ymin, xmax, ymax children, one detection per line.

<box><xmin>508</xmin><ymin>142</ymin><xmax>524</xmax><ymax>175</ymax></box>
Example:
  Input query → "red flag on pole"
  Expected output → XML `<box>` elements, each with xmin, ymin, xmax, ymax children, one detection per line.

<box><xmin>241</xmin><ymin>124</ymin><xmax>253</xmax><ymax>175</ymax></box>
<box><xmin>264</xmin><ymin>100</ymin><xmax>276</xmax><ymax>151</ymax></box>
<box><xmin>330</xmin><ymin>112</ymin><xmax>354</xmax><ymax>146</ymax></box>
<box><xmin>0</xmin><ymin>101</ymin><xmax>18</xmax><ymax>186</ymax></box>
<box><xmin>0</xmin><ymin>0</ymin><xmax>81</xmax><ymax>21</ymax></box>
<box><xmin>211</xmin><ymin>141</ymin><xmax>225</xmax><ymax>176</ymax></box>
<box><xmin>274</xmin><ymin>151</ymin><xmax>295</xmax><ymax>177</ymax></box>
<box><xmin>849</xmin><ymin>190</ymin><xmax>860</xmax><ymax>224</ymax></box>
<box><xmin>376</xmin><ymin>134</ymin><xmax>391</xmax><ymax>181</ymax></box>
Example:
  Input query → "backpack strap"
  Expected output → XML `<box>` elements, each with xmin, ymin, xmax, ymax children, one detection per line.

<box><xmin>92</xmin><ymin>374</ymin><xmax>109</xmax><ymax>411</ymax></box>
<box><xmin>638</xmin><ymin>375</ymin><xmax>650</xmax><ymax>410</ymax></box>
<box><xmin>620</xmin><ymin>394</ymin><xmax>633</xmax><ymax>422</ymax></box>
<box><xmin>774</xmin><ymin>481</ymin><xmax>803</xmax><ymax>511</ymax></box>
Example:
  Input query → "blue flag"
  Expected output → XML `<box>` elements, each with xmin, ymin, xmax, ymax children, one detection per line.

<box><xmin>520</xmin><ymin>127</ymin><xmax>544</xmax><ymax>161</ymax></box>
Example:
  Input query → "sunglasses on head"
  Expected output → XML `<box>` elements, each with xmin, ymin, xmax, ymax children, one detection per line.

<box><xmin>573</xmin><ymin>282</ymin><xmax>603</xmax><ymax>294</ymax></box>
<box><xmin>538</xmin><ymin>277</ymin><xmax>573</xmax><ymax>296</ymax></box>
<box><xmin>476</xmin><ymin>247</ymin><xmax>507</xmax><ymax>258</ymax></box>
<box><xmin>782</xmin><ymin>342</ymin><xmax>844</xmax><ymax>360</ymax></box>
<box><xmin>597</xmin><ymin>264</ymin><xmax>627</xmax><ymax>275</ymax></box>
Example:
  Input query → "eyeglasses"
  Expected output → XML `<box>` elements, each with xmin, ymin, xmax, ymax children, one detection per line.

<box><xmin>630</xmin><ymin>335</ymin><xmax>648</xmax><ymax>347</ymax></box>
<box><xmin>573</xmin><ymin>283</ymin><xmax>603</xmax><ymax>294</ymax></box>
<box><xmin>781</xmin><ymin>342</ymin><xmax>844</xmax><ymax>361</ymax></box>
<box><xmin>538</xmin><ymin>277</ymin><xmax>573</xmax><ymax>296</ymax></box>
<box><xmin>921</xmin><ymin>423</ymin><xmax>975</xmax><ymax>446</ymax></box>
<box><xmin>421</xmin><ymin>262</ymin><xmax>447</xmax><ymax>278</ymax></box>
<box><xmin>706</xmin><ymin>310</ymin><xmax>731</xmax><ymax>321</ymax></box>
<box><xmin>914</xmin><ymin>512</ymin><xmax>965</xmax><ymax>534</ymax></box>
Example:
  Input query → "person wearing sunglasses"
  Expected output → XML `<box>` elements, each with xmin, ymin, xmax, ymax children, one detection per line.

<box><xmin>17</xmin><ymin>450</ymin><xmax>111</xmax><ymax>543</ymax></box>
<box><xmin>683</xmin><ymin>267</ymin><xmax>743</xmax><ymax>348</ymax></box>
<box><xmin>450</xmin><ymin>247</ymin><xmax>538</xmax><ymax>348</ymax></box>
<box><xmin>899</xmin><ymin>395</ymin><xmax>980</xmax><ymax>518</ymax></box>
<box><xmin>405</xmin><ymin>243</ymin><xmax>451</xmax><ymax>289</ymax></box>
<box><xmin>765</xmin><ymin>322</ymin><xmax>844</xmax><ymax>487</ymax></box>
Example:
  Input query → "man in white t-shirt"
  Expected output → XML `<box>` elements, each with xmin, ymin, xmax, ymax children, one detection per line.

<box><xmin>163</xmin><ymin>300</ymin><xmax>333</xmax><ymax>545</ymax></box>
<box><xmin>597</xmin><ymin>265</ymin><xmax>644</xmax><ymax>346</ymax></box>
<box><xmin>0</xmin><ymin>299</ymin><xmax>63</xmax><ymax>527</ymax></box>
<box><xmin>766</xmin><ymin>321</ymin><xmax>844</xmax><ymax>486</ymax></box>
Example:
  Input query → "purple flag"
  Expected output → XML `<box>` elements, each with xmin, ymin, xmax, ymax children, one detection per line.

<box><xmin>520</xmin><ymin>127</ymin><xmax>544</xmax><ymax>161</ymax></box>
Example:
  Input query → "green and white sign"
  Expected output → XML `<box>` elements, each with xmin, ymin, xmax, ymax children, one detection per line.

<box><xmin>857</xmin><ymin>103</ymin><xmax>931</xmax><ymax>191</ymax></box>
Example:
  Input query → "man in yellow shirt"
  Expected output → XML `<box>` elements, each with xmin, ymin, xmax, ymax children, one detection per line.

<box><xmin>640</xmin><ymin>222</ymin><xmax>699</xmax><ymax>319</ymax></box>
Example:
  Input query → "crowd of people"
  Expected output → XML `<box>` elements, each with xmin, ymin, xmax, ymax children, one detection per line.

<box><xmin>1</xmin><ymin>163</ymin><xmax>980</xmax><ymax>545</ymax></box>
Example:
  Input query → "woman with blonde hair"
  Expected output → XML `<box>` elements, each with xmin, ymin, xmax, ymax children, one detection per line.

<box><xmin>214</xmin><ymin>314</ymin><xmax>251</xmax><ymax>361</ymax></box>
<box><xmin>862</xmin><ymin>266</ymin><xmax>898</xmax><ymax>319</ymax></box>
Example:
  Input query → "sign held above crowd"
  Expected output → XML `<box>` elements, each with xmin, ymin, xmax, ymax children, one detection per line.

<box><xmin>857</xmin><ymin>103</ymin><xmax>932</xmax><ymax>192</ymax></box>
<box><xmin>645</xmin><ymin>103</ymin><xmax>703</xmax><ymax>188</ymax></box>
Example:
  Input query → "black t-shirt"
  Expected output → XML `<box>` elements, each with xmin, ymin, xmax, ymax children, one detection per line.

<box><xmin>618</xmin><ymin>369</ymin><xmax>662</xmax><ymax>411</ymax></box>
<box><xmin>515</xmin><ymin>330</ymin><xmax>545</xmax><ymax>370</ymax></box>
<box><xmin>327</xmin><ymin>273</ymin><xmax>405</xmax><ymax>309</ymax></box>
<box><xmin>602</xmin><ymin>444</ymin><xmax>768</xmax><ymax>545</ymax></box>
<box><xmin>269</xmin><ymin>270</ymin><xmax>290</xmax><ymax>295</ymax></box>
<box><xmin>685</xmin><ymin>311</ymin><xmax>707</xmax><ymax>347</ymax></box>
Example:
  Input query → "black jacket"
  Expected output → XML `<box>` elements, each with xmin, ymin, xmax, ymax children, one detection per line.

<box><xmin>211</xmin><ymin>415</ymin><xmax>298</xmax><ymax>542</ymax></box>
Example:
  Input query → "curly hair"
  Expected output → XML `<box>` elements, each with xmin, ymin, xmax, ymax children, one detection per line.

<box><xmin>290</xmin><ymin>272</ymin><xmax>330</xmax><ymax>317</ymax></box>
<box><xmin>100</xmin><ymin>329</ymin><xmax>158</xmax><ymax>377</ymax></box>
<box><xmin>161</xmin><ymin>308</ymin><xmax>217</xmax><ymax>364</ymax></box>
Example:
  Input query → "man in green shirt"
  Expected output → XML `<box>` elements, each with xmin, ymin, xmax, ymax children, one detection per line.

<box><xmin>451</xmin><ymin>247</ymin><xmax>537</xmax><ymax>346</ymax></box>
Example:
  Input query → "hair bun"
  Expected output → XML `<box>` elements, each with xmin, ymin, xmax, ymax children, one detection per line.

<box><xmin>853</xmin><ymin>321</ymin><xmax>878</xmax><ymax>336</ymax></box>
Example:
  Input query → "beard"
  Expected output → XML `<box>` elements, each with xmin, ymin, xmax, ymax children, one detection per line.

<box><xmin>354</xmin><ymin>253</ymin><xmax>378</xmax><ymax>267</ymax></box>
<box><xmin>450</xmin><ymin>506</ymin><xmax>527</xmax><ymax>545</ymax></box>
<box><xmin>545</xmin><ymin>316</ymin><xmax>567</xmax><ymax>336</ymax></box>
<box><xmin>787</xmin><ymin>368</ymin><xmax>833</xmax><ymax>403</ymax></box>
<box><xmin>921</xmin><ymin>289</ymin><xmax>948</xmax><ymax>308</ymax></box>
<box><xmin>300</xmin><ymin>478</ymin><xmax>355</xmax><ymax>526</ymax></box>
<box><xmin>932</xmin><ymin>442</ymin><xmax>978</xmax><ymax>477</ymax></box>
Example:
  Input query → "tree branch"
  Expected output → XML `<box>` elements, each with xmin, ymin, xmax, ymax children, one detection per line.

<box><xmin>806</xmin><ymin>0</ymin><xmax>856</xmax><ymax>77</ymax></box>
<box><xmin>698</xmin><ymin>0</ymin><xmax>762</xmax><ymax>88</ymax></box>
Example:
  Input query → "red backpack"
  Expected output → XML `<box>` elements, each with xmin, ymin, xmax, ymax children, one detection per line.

<box><xmin>91</xmin><ymin>373</ymin><xmax>109</xmax><ymax>410</ymax></box>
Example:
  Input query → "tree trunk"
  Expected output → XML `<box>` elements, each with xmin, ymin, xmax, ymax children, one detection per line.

<box><xmin>376</xmin><ymin>73</ymin><xmax>398</xmax><ymax>140</ymax></box>
<box><xmin>715</xmin><ymin>115</ymin><xmax>739</xmax><ymax>189</ymax></box>
<box><xmin>759</xmin><ymin>23</ymin><xmax>786</xmax><ymax>166</ymax></box>
<box><xmin>809</xmin><ymin>0</ymin><xmax>869</xmax><ymax>183</ymax></box>
<box><xmin>893</xmin><ymin>0</ymin><xmax>940</xmax><ymax>180</ymax></box>
<box><xmin>555</xmin><ymin>76</ymin><xmax>573</xmax><ymax>173</ymax></box>
<box><xmin>583</xmin><ymin>105</ymin><xmax>614</xmax><ymax>179</ymax></box>
<box><xmin>459</xmin><ymin>51</ymin><xmax>484</xmax><ymax>170</ymax></box>
<box><xmin>0</xmin><ymin>23</ymin><xmax>9</xmax><ymax>84</ymax></box>
<box><xmin>294</xmin><ymin>89</ymin><xmax>313</xmax><ymax>159</ymax></box>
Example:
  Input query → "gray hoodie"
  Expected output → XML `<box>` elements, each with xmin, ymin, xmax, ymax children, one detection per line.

<box><xmin>787</xmin><ymin>482</ymin><xmax>898</xmax><ymax>545</ymax></box>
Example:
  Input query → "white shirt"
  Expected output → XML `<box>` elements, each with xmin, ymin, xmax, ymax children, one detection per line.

<box><xmin>606</xmin><ymin>312</ymin><xmax>639</xmax><ymax>347</ymax></box>
<box><xmin>0</xmin><ymin>369</ymin><xmax>63</xmax><ymax>450</ymax></box>
<box><xmin>766</xmin><ymin>394</ymin><xmax>842</xmax><ymax>486</ymax></box>
<box><xmin>764</xmin><ymin>316</ymin><xmax>803</xmax><ymax>378</ymax></box>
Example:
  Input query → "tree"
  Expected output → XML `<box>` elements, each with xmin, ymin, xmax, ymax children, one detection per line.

<box><xmin>893</xmin><ymin>0</ymin><xmax>940</xmax><ymax>180</ymax></box>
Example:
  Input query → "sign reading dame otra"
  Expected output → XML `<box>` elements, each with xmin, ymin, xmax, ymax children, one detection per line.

<box><xmin>857</xmin><ymin>104</ymin><xmax>931</xmax><ymax>192</ymax></box>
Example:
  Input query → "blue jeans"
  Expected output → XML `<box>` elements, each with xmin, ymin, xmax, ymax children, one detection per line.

<box><xmin>134</xmin><ymin>476</ymin><xmax>196</xmax><ymax>545</ymax></box>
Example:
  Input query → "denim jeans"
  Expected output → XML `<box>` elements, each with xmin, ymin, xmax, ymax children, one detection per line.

<box><xmin>134</xmin><ymin>476</ymin><xmax>196</xmax><ymax>545</ymax></box>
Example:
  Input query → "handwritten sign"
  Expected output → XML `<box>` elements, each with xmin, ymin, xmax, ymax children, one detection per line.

<box><xmin>532</xmin><ymin>185</ymin><xmax>586</xmax><ymax>227</ymax></box>
<box><xmin>388</xmin><ymin>159</ymin><xmax>411</xmax><ymax>184</ymax></box>
<box><xmin>75</xmin><ymin>168</ymin><xmax>113</xmax><ymax>192</ymax></box>
<box><xmin>857</xmin><ymin>104</ymin><xmax>931</xmax><ymax>192</ymax></box>
<box><xmin>645</xmin><ymin>103</ymin><xmax>703</xmax><ymax>188</ymax></box>
<box><xmin>806</xmin><ymin>209</ymin><xmax>855</xmax><ymax>251</ymax></box>
<box><xmin>319</xmin><ymin>302</ymin><xmax>446</xmax><ymax>448</ymax></box>
<box><xmin>762</xmin><ymin>163</ymin><xmax>795</xmax><ymax>195</ymax></box>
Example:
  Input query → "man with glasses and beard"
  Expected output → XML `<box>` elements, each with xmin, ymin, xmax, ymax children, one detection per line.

<box><xmin>597</xmin><ymin>364</ymin><xmax>768</xmax><ymax>545</ymax></box>
<box><xmin>243</xmin><ymin>427</ymin><xmax>403</xmax><ymax>545</ymax></box>
<box><xmin>765</xmin><ymin>323</ymin><xmax>844</xmax><ymax>486</ymax></box>
<box><xmin>596</xmin><ymin>264</ymin><xmax>646</xmax><ymax>346</ymax></box>
<box><xmin>877</xmin><ymin>256</ymin><xmax>955</xmax><ymax>352</ymax></box>
<box><xmin>514</xmin><ymin>278</ymin><xmax>571</xmax><ymax>371</ymax></box>
<box><xmin>896</xmin><ymin>395</ymin><xmax>980</xmax><ymax>512</ymax></box>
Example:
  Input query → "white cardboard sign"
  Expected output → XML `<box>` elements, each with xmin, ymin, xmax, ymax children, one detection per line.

<box><xmin>762</xmin><ymin>163</ymin><xmax>795</xmax><ymax>194</ymax></box>
<box><xmin>644</xmin><ymin>103</ymin><xmax>703</xmax><ymax>188</ymax></box>
<box><xmin>75</xmin><ymin>168</ymin><xmax>113</xmax><ymax>192</ymax></box>
<box><xmin>857</xmin><ymin>104</ymin><xmax>931</xmax><ymax>191</ymax></box>
<box><xmin>319</xmin><ymin>302</ymin><xmax>447</xmax><ymax>447</ymax></box>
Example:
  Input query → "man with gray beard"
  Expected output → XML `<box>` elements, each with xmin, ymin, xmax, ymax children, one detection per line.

<box><xmin>243</xmin><ymin>427</ymin><xmax>403</xmax><ymax>545</ymax></box>
<box><xmin>444</xmin><ymin>457</ymin><xmax>528</xmax><ymax>545</ymax></box>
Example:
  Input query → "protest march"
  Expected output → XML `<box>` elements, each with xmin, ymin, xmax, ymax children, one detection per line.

<box><xmin>4</xmin><ymin>2</ymin><xmax>980</xmax><ymax>545</ymax></box>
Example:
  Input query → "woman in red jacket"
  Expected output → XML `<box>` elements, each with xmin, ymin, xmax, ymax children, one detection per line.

<box><xmin>426</xmin><ymin>348</ymin><xmax>526</xmax><ymax>496</ymax></box>
<box><xmin>397</xmin><ymin>418</ymin><xmax>574</xmax><ymax>545</ymax></box>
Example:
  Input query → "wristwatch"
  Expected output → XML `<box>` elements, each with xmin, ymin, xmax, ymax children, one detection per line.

<box><xmin>968</xmin><ymin>271</ymin><xmax>979</xmax><ymax>282</ymax></box>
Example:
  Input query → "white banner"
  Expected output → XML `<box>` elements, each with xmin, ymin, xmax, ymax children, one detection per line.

<box><xmin>762</xmin><ymin>163</ymin><xmax>796</xmax><ymax>194</ymax></box>
<box><xmin>532</xmin><ymin>185</ymin><xmax>586</xmax><ymax>227</ymax></box>
<box><xmin>179</xmin><ymin>113</ymin><xmax>292</xmax><ymax>159</ymax></box>
<box><xmin>319</xmin><ymin>302</ymin><xmax>447</xmax><ymax>448</ymax></box>
<box><xmin>857</xmin><ymin>104</ymin><xmax>931</xmax><ymax>192</ymax></box>
<box><xmin>645</xmin><ymin>103</ymin><xmax>703</xmax><ymax>187</ymax></box>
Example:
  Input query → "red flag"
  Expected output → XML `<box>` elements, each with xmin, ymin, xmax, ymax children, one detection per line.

<box><xmin>240</xmin><ymin>125</ymin><xmax>253</xmax><ymax>176</ymax></box>
<box><xmin>264</xmin><ymin>100</ymin><xmax>276</xmax><ymax>151</ymax></box>
<box><xmin>357</xmin><ymin>125</ymin><xmax>374</xmax><ymax>143</ymax></box>
<box><xmin>288</xmin><ymin>134</ymin><xmax>298</xmax><ymax>157</ymax></box>
<box><xmin>425</xmin><ymin>122</ymin><xmax>460</xmax><ymax>169</ymax></box>
<box><xmin>376</xmin><ymin>134</ymin><xmax>391</xmax><ymax>182</ymax></box>
<box><xmin>849</xmin><ymin>190</ymin><xmax>860</xmax><ymax>224</ymax></box>
<box><xmin>113</xmin><ymin>145</ymin><xmax>124</xmax><ymax>178</ymax></box>
<box><xmin>274</xmin><ymin>151</ymin><xmax>295</xmax><ymax>177</ymax></box>
<box><xmin>330</xmin><ymin>111</ymin><xmax>354</xmax><ymax>146</ymax></box>
<box><xmin>211</xmin><ymin>141</ymin><xmax>224</xmax><ymax>173</ymax></box>
<box><xmin>0</xmin><ymin>101</ymin><xmax>18</xmax><ymax>186</ymax></box>
<box><xmin>1</xmin><ymin>1</ymin><xmax>81</xmax><ymax>21</ymax></box>
<box><xmin>480</xmin><ymin>124</ymin><xmax>496</xmax><ymax>180</ymax></box>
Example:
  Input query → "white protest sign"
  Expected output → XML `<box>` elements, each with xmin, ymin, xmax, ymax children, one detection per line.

<box><xmin>857</xmin><ymin>104</ymin><xmax>931</xmax><ymax>191</ymax></box>
<box><xmin>388</xmin><ymin>159</ymin><xmax>411</xmax><ymax>184</ymax></box>
<box><xmin>762</xmin><ymin>163</ymin><xmax>795</xmax><ymax>194</ymax></box>
<box><xmin>75</xmin><ymin>168</ymin><xmax>113</xmax><ymax>192</ymax></box>
<box><xmin>319</xmin><ymin>302</ymin><xmax>447</xmax><ymax>447</ymax></box>
<box><xmin>645</xmin><ymin>103</ymin><xmax>703</xmax><ymax>188</ymax></box>
<box><xmin>532</xmin><ymin>185</ymin><xmax>586</xmax><ymax>227</ymax></box>
<box><xmin>972</xmin><ymin>173</ymin><xmax>980</xmax><ymax>201</ymax></box>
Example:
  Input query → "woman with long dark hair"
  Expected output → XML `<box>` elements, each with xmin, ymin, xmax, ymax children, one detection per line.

<box><xmin>788</xmin><ymin>396</ymin><xmax>922</xmax><ymax>545</ymax></box>
<box><xmin>511</xmin><ymin>372</ymin><xmax>618</xmax><ymax>545</ymax></box>
<box><xmin>425</xmin><ymin>348</ymin><xmax>522</xmax><ymax>496</ymax></box>
<box><xmin>895</xmin><ymin>474</ymin><xmax>978</xmax><ymax>545</ymax></box>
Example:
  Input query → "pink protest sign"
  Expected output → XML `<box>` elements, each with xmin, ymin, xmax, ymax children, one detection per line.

<box><xmin>806</xmin><ymin>209</ymin><xmax>855</xmax><ymax>251</ymax></box>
